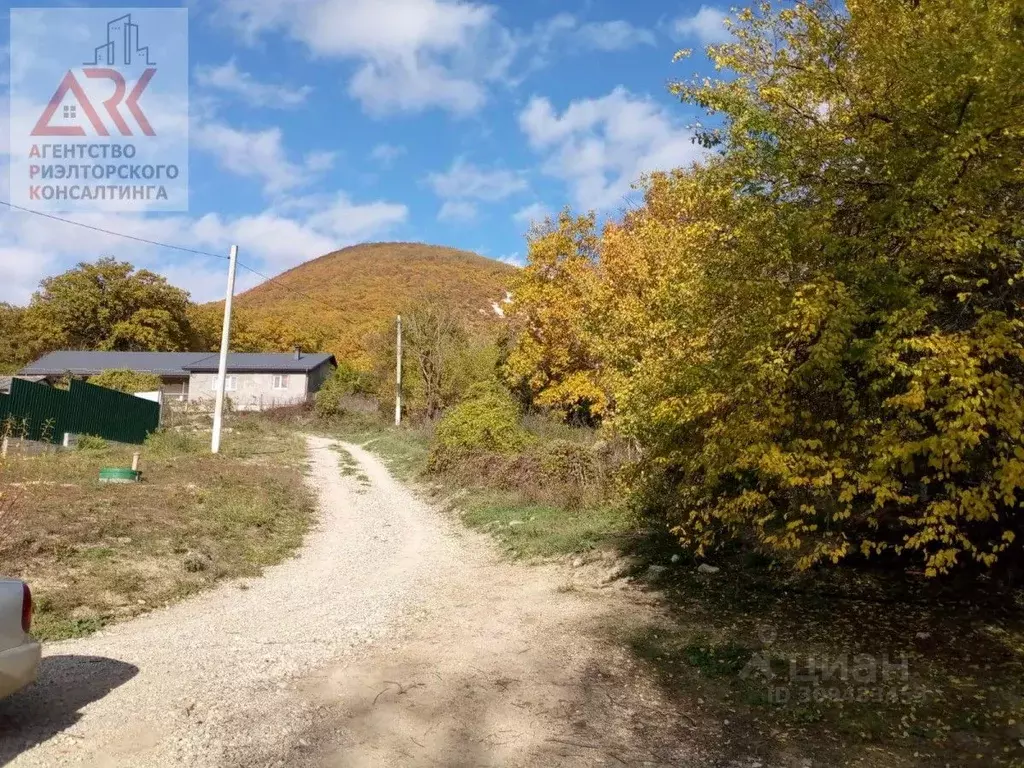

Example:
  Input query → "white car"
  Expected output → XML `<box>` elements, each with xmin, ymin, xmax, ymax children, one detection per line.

<box><xmin>0</xmin><ymin>579</ymin><xmax>41</xmax><ymax>699</ymax></box>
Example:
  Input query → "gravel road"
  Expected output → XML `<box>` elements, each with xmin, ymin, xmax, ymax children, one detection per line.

<box><xmin>0</xmin><ymin>436</ymin><xmax>458</xmax><ymax>767</ymax></box>
<box><xmin>0</xmin><ymin>436</ymin><xmax>701</xmax><ymax>767</ymax></box>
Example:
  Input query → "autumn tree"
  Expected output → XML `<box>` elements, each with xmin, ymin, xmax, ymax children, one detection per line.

<box><xmin>187</xmin><ymin>304</ymin><xmax>327</xmax><ymax>354</ymax></box>
<box><xmin>364</xmin><ymin>296</ymin><xmax>499</xmax><ymax>421</ymax></box>
<box><xmin>184</xmin><ymin>304</ymin><xmax>224</xmax><ymax>352</ymax></box>
<box><xmin>313</xmin><ymin>361</ymin><xmax>374</xmax><ymax>418</ymax></box>
<box><xmin>507</xmin><ymin>0</ymin><xmax>1024</xmax><ymax>576</ymax></box>
<box><xmin>637</xmin><ymin>0</ymin><xmax>1024</xmax><ymax>575</ymax></box>
<box><xmin>88</xmin><ymin>369</ymin><xmax>163</xmax><ymax>394</ymax></box>
<box><xmin>503</xmin><ymin>211</ymin><xmax>608</xmax><ymax>424</ymax></box>
<box><xmin>402</xmin><ymin>301</ymin><xmax>468</xmax><ymax>420</ymax></box>
<box><xmin>236</xmin><ymin>314</ymin><xmax>327</xmax><ymax>355</ymax></box>
<box><xmin>22</xmin><ymin>258</ymin><xmax>194</xmax><ymax>354</ymax></box>
<box><xmin>0</xmin><ymin>304</ymin><xmax>29</xmax><ymax>373</ymax></box>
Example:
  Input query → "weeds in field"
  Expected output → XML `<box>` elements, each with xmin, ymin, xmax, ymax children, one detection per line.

<box><xmin>143</xmin><ymin>428</ymin><xmax>205</xmax><ymax>458</ymax></box>
<box><xmin>1</xmin><ymin>415</ymin><xmax>313</xmax><ymax>641</ymax></box>
<box><xmin>76</xmin><ymin>435</ymin><xmax>110</xmax><ymax>452</ymax></box>
<box><xmin>0</xmin><ymin>464</ymin><xmax>22</xmax><ymax>552</ymax></box>
<box><xmin>1</xmin><ymin>415</ymin><xmax>30</xmax><ymax>442</ymax></box>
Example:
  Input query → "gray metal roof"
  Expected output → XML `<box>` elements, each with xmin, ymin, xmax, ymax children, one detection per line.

<box><xmin>20</xmin><ymin>351</ymin><xmax>336</xmax><ymax>376</ymax></box>
<box><xmin>20</xmin><ymin>352</ymin><xmax>201</xmax><ymax>376</ymax></box>
<box><xmin>0</xmin><ymin>376</ymin><xmax>11</xmax><ymax>394</ymax></box>
<box><xmin>182</xmin><ymin>352</ymin><xmax>336</xmax><ymax>373</ymax></box>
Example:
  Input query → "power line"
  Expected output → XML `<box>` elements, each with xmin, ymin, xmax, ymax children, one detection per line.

<box><xmin>0</xmin><ymin>199</ymin><xmax>228</xmax><ymax>260</ymax></box>
<box><xmin>233</xmin><ymin>260</ymin><xmax>336</xmax><ymax>314</ymax></box>
<box><xmin>0</xmin><ymin>199</ymin><xmax>338</xmax><ymax>314</ymax></box>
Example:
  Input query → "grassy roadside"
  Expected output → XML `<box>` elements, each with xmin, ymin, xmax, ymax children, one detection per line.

<box><xmin>458</xmin><ymin>491</ymin><xmax>631</xmax><ymax>559</ymax></box>
<box><xmin>326</xmin><ymin>414</ymin><xmax>1024</xmax><ymax>768</ymax></box>
<box><xmin>0</xmin><ymin>416</ymin><xmax>314</xmax><ymax>641</ymax></box>
<box><xmin>323</xmin><ymin>415</ymin><xmax>632</xmax><ymax>560</ymax></box>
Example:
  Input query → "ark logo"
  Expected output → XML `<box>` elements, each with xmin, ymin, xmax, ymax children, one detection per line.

<box><xmin>11</xmin><ymin>7</ymin><xmax>189</xmax><ymax>211</ymax></box>
<box><xmin>32</xmin><ymin>14</ymin><xmax>157</xmax><ymax>137</ymax></box>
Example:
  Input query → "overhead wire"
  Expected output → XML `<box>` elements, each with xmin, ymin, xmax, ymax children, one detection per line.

<box><xmin>0</xmin><ymin>199</ymin><xmax>339</xmax><ymax>314</ymax></box>
<box><xmin>0</xmin><ymin>199</ymin><xmax>228</xmax><ymax>260</ymax></box>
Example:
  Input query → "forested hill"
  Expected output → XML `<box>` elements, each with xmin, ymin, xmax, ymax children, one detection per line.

<box><xmin>217</xmin><ymin>242</ymin><xmax>516</xmax><ymax>361</ymax></box>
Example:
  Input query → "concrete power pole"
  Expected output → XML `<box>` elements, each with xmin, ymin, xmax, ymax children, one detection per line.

<box><xmin>211</xmin><ymin>245</ymin><xmax>239</xmax><ymax>454</ymax></box>
<box><xmin>394</xmin><ymin>314</ymin><xmax>403</xmax><ymax>427</ymax></box>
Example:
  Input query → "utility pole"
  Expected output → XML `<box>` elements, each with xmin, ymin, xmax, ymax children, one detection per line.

<box><xmin>211</xmin><ymin>244</ymin><xmax>238</xmax><ymax>454</ymax></box>
<box><xmin>394</xmin><ymin>314</ymin><xmax>403</xmax><ymax>427</ymax></box>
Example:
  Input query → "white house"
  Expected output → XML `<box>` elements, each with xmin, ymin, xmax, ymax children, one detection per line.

<box><xmin>19</xmin><ymin>349</ymin><xmax>337</xmax><ymax>411</ymax></box>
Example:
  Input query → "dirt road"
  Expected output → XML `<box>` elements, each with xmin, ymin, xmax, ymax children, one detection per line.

<box><xmin>0</xmin><ymin>436</ymin><xmax>702</xmax><ymax>767</ymax></box>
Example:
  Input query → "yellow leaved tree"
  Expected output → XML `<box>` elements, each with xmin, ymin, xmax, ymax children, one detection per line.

<box><xmin>507</xmin><ymin>0</ymin><xmax>1024</xmax><ymax>577</ymax></box>
<box><xmin>503</xmin><ymin>211</ymin><xmax>608</xmax><ymax>424</ymax></box>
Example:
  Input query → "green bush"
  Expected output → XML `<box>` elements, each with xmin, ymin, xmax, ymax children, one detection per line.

<box><xmin>429</xmin><ymin>385</ymin><xmax>530</xmax><ymax>469</ymax></box>
<box><xmin>314</xmin><ymin>361</ymin><xmax>374</xmax><ymax>419</ymax></box>
<box><xmin>75</xmin><ymin>435</ymin><xmax>109</xmax><ymax>451</ymax></box>
<box><xmin>536</xmin><ymin>439</ymin><xmax>602</xmax><ymax>487</ymax></box>
<box><xmin>88</xmin><ymin>369</ymin><xmax>162</xmax><ymax>394</ymax></box>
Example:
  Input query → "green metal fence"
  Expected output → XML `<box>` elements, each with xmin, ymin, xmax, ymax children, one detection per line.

<box><xmin>69</xmin><ymin>380</ymin><xmax>160</xmax><ymax>444</ymax></box>
<box><xmin>0</xmin><ymin>378</ymin><xmax>160</xmax><ymax>445</ymax></box>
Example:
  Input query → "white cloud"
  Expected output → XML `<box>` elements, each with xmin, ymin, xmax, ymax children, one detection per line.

<box><xmin>370</xmin><ymin>143</ymin><xmax>407</xmax><ymax>167</ymax></box>
<box><xmin>427</xmin><ymin>158</ymin><xmax>528</xmax><ymax>202</ymax></box>
<box><xmin>190</xmin><ymin>193</ymin><xmax>408</xmax><ymax>269</ymax></box>
<box><xmin>0</xmin><ymin>245</ymin><xmax>59</xmax><ymax>304</ymax></box>
<box><xmin>437</xmin><ymin>200</ymin><xmax>478</xmax><ymax>223</ymax></box>
<box><xmin>349</xmin><ymin>58</ymin><xmax>486</xmax><ymax>116</ymax></box>
<box><xmin>519</xmin><ymin>13</ymin><xmax>577</xmax><ymax>73</ymax></box>
<box><xmin>223</xmin><ymin>0</ymin><xmax>494</xmax><ymax>56</ymax></box>
<box><xmin>214</xmin><ymin>2</ymin><xmax>654</xmax><ymax>116</ymax></box>
<box><xmin>513</xmin><ymin>202</ymin><xmax>550</xmax><ymax>226</ymax></box>
<box><xmin>216</xmin><ymin>0</ymin><xmax>512</xmax><ymax>116</ymax></box>
<box><xmin>0</xmin><ymin>209</ymin><xmax>190</xmax><ymax>303</ymax></box>
<box><xmin>494</xmin><ymin>254</ymin><xmax>524</xmax><ymax>269</ymax></box>
<box><xmin>0</xmin><ymin>192</ymin><xmax>409</xmax><ymax>304</ymax></box>
<box><xmin>672</xmin><ymin>6</ymin><xmax>731</xmax><ymax>44</ymax></box>
<box><xmin>576</xmin><ymin>21</ymin><xmax>656</xmax><ymax>51</ymax></box>
<box><xmin>519</xmin><ymin>87</ymin><xmax>703</xmax><ymax>210</ymax></box>
<box><xmin>192</xmin><ymin>122</ymin><xmax>335</xmax><ymax>196</ymax></box>
<box><xmin>519</xmin><ymin>14</ymin><xmax>654</xmax><ymax>73</ymax></box>
<box><xmin>194</xmin><ymin>60</ymin><xmax>313</xmax><ymax>108</ymax></box>
<box><xmin>304</xmin><ymin>151</ymin><xmax>337</xmax><ymax>173</ymax></box>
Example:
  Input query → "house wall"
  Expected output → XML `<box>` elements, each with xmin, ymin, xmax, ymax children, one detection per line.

<box><xmin>158</xmin><ymin>376</ymin><xmax>190</xmax><ymax>401</ymax></box>
<box><xmin>187</xmin><ymin>371</ymin><xmax>311</xmax><ymax>411</ymax></box>
<box><xmin>305</xmin><ymin>361</ymin><xmax>334</xmax><ymax>394</ymax></box>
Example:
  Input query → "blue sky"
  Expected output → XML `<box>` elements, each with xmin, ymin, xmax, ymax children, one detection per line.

<box><xmin>0</xmin><ymin>0</ymin><xmax>731</xmax><ymax>305</ymax></box>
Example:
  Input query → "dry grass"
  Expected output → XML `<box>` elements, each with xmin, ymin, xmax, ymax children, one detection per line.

<box><xmin>0</xmin><ymin>480</ymin><xmax>23</xmax><ymax>553</ymax></box>
<box><xmin>0</xmin><ymin>415</ymin><xmax>314</xmax><ymax>641</ymax></box>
